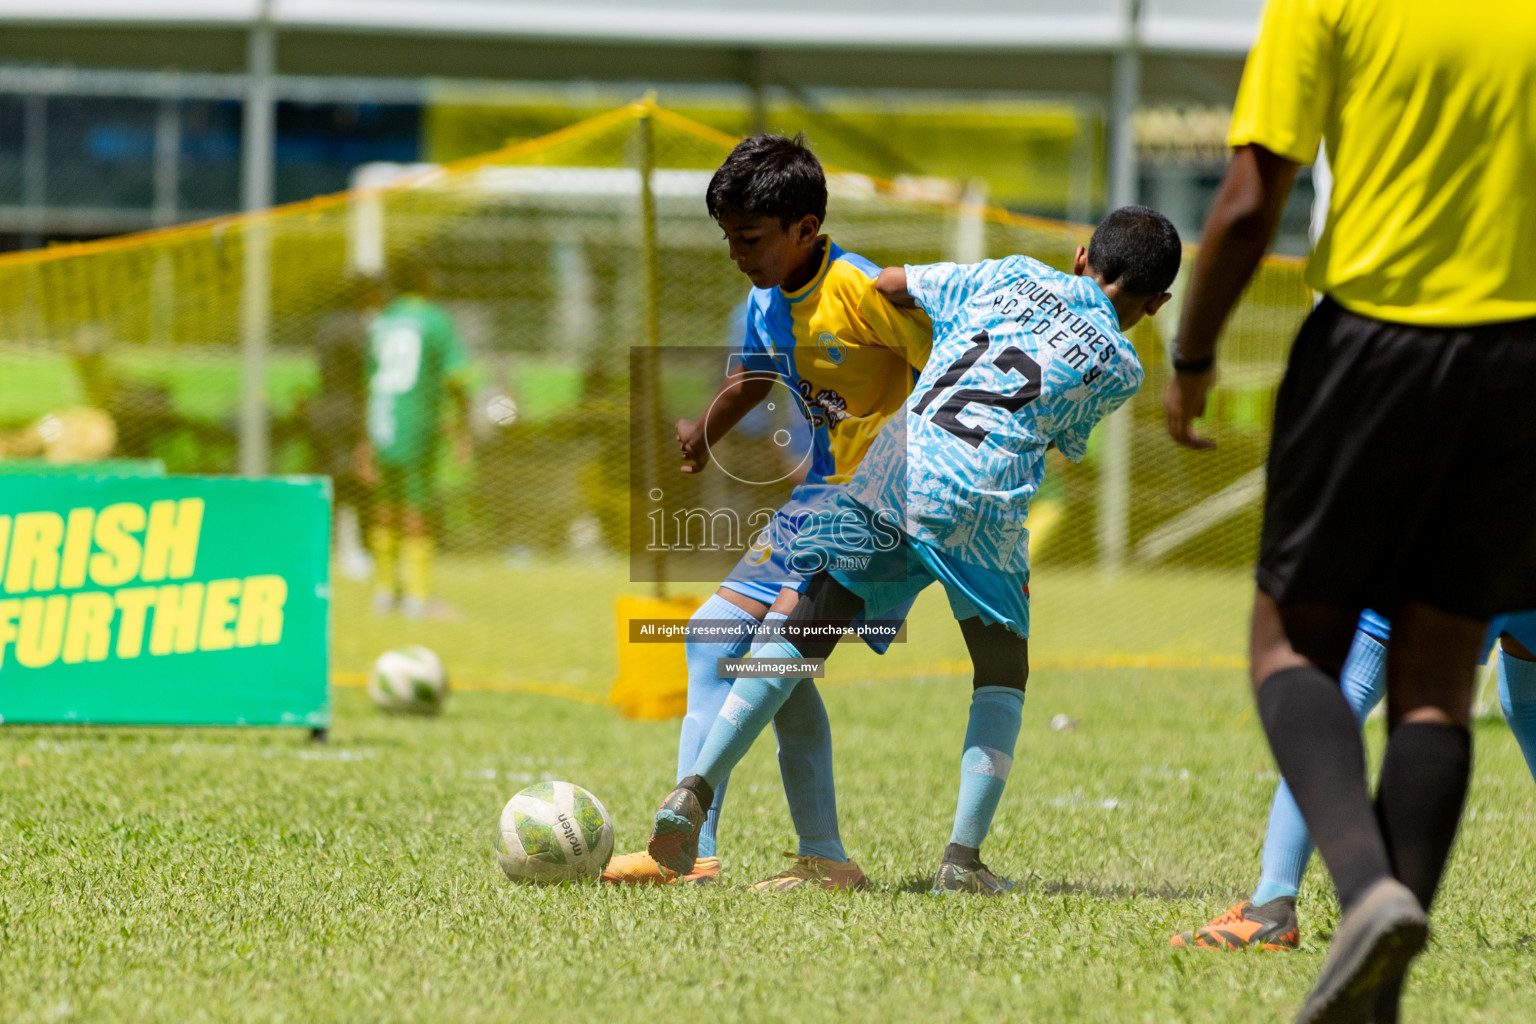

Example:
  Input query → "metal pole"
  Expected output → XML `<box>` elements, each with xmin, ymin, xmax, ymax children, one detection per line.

<box><xmin>148</xmin><ymin>73</ymin><xmax>180</xmax><ymax>344</ymax></box>
<box><xmin>153</xmin><ymin>94</ymin><xmax>182</xmax><ymax>227</ymax></box>
<box><xmin>636</xmin><ymin>97</ymin><xmax>667</xmax><ymax>597</ymax></box>
<box><xmin>951</xmin><ymin>178</ymin><xmax>987</xmax><ymax>264</ymax></box>
<box><xmin>1107</xmin><ymin>23</ymin><xmax>1142</xmax><ymax>210</ymax></box>
<box><xmin>239</xmin><ymin>2</ymin><xmax>276</xmax><ymax>477</ymax></box>
<box><xmin>1097</xmin><ymin>0</ymin><xmax>1142</xmax><ymax>578</ymax></box>
<box><xmin>1067</xmin><ymin>103</ymin><xmax>1095</xmax><ymax>225</ymax></box>
<box><xmin>748</xmin><ymin>50</ymin><xmax>769</xmax><ymax>134</ymax></box>
<box><xmin>21</xmin><ymin>93</ymin><xmax>47</xmax><ymax>249</ymax></box>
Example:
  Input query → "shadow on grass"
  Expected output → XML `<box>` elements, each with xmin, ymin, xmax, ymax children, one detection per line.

<box><xmin>1029</xmin><ymin>877</ymin><xmax>1238</xmax><ymax>901</ymax></box>
<box><xmin>886</xmin><ymin>870</ymin><xmax>1235</xmax><ymax>901</ymax></box>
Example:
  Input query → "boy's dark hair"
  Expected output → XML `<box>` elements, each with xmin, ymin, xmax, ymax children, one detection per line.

<box><xmin>1086</xmin><ymin>205</ymin><xmax>1182</xmax><ymax>296</ymax></box>
<box><xmin>706</xmin><ymin>133</ymin><xmax>827</xmax><ymax>229</ymax></box>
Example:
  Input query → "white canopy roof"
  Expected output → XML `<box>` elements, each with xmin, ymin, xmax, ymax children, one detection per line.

<box><xmin>0</xmin><ymin>1</ymin><xmax>1262</xmax><ymax>51</ymax></box>
<box><xmin>0</xmin><ymin>0</ymin><xmax>1263</xmax><ymax>101</ymax></box>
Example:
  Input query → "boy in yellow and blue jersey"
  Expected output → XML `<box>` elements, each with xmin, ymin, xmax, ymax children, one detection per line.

<box><xmin>602</xmin><ymin>133</ymin><xmax>932</xmax><ymax>892</ymax></box>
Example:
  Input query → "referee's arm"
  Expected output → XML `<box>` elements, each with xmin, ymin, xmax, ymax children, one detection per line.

<box><xmin>1163</xmin><ymin>144</ymin><xmax>1297</xmax><ymax>450</ymax></box>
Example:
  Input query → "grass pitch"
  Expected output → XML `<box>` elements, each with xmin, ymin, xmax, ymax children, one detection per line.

<box><xmin>5</xmin><ymin>625</ymin><xmax>1536</xmax><ymax>1023</ymax></box>
<box><xmin>329</xmin><ymin>556</ymin><xmax>1257</xmax><ymax>694</ymax></box>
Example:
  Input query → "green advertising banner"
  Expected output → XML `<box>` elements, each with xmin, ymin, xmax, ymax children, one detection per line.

<box><xmin>0</xmin><ymin>475</ymin><xmax>330</xmax><ymax>727</ymax></box>
<box><xmin>0</xmin><ymin>459</ymin><xmax>166</xmax><ymax>477</ymax></box>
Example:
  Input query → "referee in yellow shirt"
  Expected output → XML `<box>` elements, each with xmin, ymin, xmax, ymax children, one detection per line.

<box><xmin>1164</xmin><ymin>1</ymin><xmax>1536</xmax><ymax>1021</ymax></box>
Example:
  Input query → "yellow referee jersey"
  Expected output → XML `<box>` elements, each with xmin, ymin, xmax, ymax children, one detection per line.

<box><xmin>1231</xmin><ymin>0</ymin><xmax>1536</xmax><ymax>326</ymax></box>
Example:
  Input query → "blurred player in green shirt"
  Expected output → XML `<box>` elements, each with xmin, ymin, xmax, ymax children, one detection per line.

<box><xmin>358</xmin><ymin>259</ymin><xmax>471</xmax><ymax>619</ymax></box>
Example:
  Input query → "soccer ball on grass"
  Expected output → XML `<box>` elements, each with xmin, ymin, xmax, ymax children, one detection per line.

<box><xmin>367</xmin><ymin>644</ymin><xmax>448</xmax><ymax>715</ymax></box>
<box><xmin>496</xmin><ymin>781</ymin><xmax>614</xmax><ymax>883</ymax></box>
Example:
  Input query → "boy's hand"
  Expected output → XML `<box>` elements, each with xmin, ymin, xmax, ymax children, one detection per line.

<box><xmin>1163</xmin><ymin>368</ymin><xmax>1218</xmax><ymax>450</ymax></box>
<box><xmin>676</xmin><ymin>418</ymin><xmax>710</xmax><ymax>473</ymax></box>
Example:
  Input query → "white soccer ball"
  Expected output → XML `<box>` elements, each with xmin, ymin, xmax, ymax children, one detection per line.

<box><xmin>367</xmin><ymin>644</ymin><xmax>448</xmax><ymax>715</ymax></box>
<box><xmin>495</xmin><ymin>781</ymin><xmax>615</xmax><ymax>884</ymax></box>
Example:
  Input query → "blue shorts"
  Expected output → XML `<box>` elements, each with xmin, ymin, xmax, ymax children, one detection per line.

<box><xmin>1358</xmin><ymin>608</ymin><xmax>1536</xmax><ymax>659</ymax></box>
<box><xmin>1501</xmin><ymin>611</ymin><xmax>1536</xmax><ymax>655</ymax></box>
<box><xmin>719</xmin><ymin>484</ymin><xmax>912</xmax><ymax>654</ymax></box>
<box><xmin>789</xmin><ymin>493</ymin><xmax>1031</xmax><ymax>638</ymax></box>
<box><xmin>1357</xmin><ymin>609</ymin><xmax>1392</xmax><ymax>641</ymax></box>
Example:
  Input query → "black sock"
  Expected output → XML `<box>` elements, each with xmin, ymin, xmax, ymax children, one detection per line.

<box><xmin>943</xmin><ymin>843</ymin><xmax>982</xmax><ymax>869</ymax></box>
<box><xmin>677</xmin><ymin>774</ymin><xmax>715</xmax><ymax>812</ymax></box>
<box><xmin>1256</xmin><ymin>665</ymin><xmax>1392</xmax><ymax>913</ymax></box>
<box><xmin>782</xmin><ymin>572</ymin><xmax>867</xmax><ymax>661</ymax></box>
<box><xmin>1375</xmin><ymin>721</ymin><xmax>1472</xmax><ymax>910</ymax></box>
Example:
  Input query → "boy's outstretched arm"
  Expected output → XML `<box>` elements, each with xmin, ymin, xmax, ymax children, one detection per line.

<box><xmin>860</xmin><ymin>267</ymin><xmax>932</xmax><ymax>370</ymax></box>
<box><xmin>1164</xmin><ymin>144</ymin><xmax>1297</xmax><ymax>450</ymax></box>
<box><xmin>874</xmin><ymin>267</ymin><xmax>916</xmax><ymax>308</ymax></box>
<box><xmin>676</xmin><ymin>366</ymin><xmax>775</xmax><ymax>474</ymax></box>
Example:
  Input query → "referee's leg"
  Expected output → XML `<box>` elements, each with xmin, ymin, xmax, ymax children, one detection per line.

<box><xmin>1376</xmin><ymin>601</ymin><xmax>1483</xmax><ymax>910</ymax></box>
<box><xmin>1249</xmin><ymin>593</ymin><xmax>1392</xmax><ymax>915</ymax></box>
<box><xmin>1251</xmin><ymin>590</ymin><xmax>1485</xmax><ymax>1022</ymax></box>
<box><xmin>1251</xmin><ymin>594</ymin><xmax>1483</xmax><ymax>909</ymax></box>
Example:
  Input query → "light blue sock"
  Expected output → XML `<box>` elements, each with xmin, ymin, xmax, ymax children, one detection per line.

<box><xmin>678</xmin><ymin>594</ymin><xmax>758</xmax><ymax>858</ymax></box>
<box><xmin>948</xmin><ymin>686</ymin><xmax>1025</xmax><ymax>849</ymax></box>
<box><xmin>1250</xmin><ymin>786</ymin><xmax>1313</xmax><ymax>906</ymax></box>
<box><xmin>1252</xmin><ymin>629</ymin><xmax>1386</xmax><ymax>905</ymax></box>
<box><xmin>1497</xmin><ymin>649</ymin><xmax>1536</xmax><ymax>782</ymax></box>
<box><xmin>1338</xmin><ymin>629</ymin><xmax>1390</xmax><ymax>728</ymax></box>
<box><xmin>690</xmin><ymin>638</ymin><xmax>805</xmax><ymax>788</ymax></box>
<box><xmin>755</xmin><ymin>611</ymin><xmax>847</xmax><ymax>861</ymax></box>
<box><xmin>774</xmin><ymin>678</ymin><xmax>847</xmax><ymax>862</ymax></box>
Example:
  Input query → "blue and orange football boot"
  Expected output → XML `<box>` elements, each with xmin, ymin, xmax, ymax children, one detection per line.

<box><xmin>1170</xmin><ymin>897</ymin><xmax>1300</xmax><ymax>951</ymax></box>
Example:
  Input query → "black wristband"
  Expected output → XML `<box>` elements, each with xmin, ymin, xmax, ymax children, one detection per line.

<box><xmin>1171</xmin><ymin>353</ymin><xmax>1215</xmax><ymax>374</ymax></box>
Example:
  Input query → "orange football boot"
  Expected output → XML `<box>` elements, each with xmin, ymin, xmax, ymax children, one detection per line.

<box><xmin>749</xmin><ymin>853</ymin><xmax>869</xmax><ymax>893</ymax></box>
<box><xmin>1170</xmin><ymin>897</ymin><xmax>1300</xmax><ymax>950</ymax></box>
<box><xmin>601</xmin><ymin>851</ymin><xmax>720</xmax><ymax>886</ymax></box>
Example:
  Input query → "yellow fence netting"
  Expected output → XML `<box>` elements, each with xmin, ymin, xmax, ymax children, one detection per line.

<box><xmin>0</xmin><ymin>100</ymin><xmax>1311</xmax><ymax>700</ymax></box>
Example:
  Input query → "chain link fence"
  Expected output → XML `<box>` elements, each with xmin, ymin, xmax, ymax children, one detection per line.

<box><xmin>0</xmin><ymin>101</ymin><xmax>1309</xmax><ymax>698</ymax></box>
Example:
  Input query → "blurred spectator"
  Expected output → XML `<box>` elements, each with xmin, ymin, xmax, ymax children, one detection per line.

<box><xmin>308</xmin><ymin>275</ymin><xmax>383</xmax><ymax>578</ymax></box>
<box><xmin>358</xmin><ymin>258</ymin><xmax>471</xmax><ymax>619</ymax></box>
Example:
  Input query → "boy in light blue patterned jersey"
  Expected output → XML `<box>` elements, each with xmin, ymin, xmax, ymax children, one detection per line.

<box><xmin>644</xmin><ymin>206</ymin><xmax>1182</xmax><ymax>893</ymax></box>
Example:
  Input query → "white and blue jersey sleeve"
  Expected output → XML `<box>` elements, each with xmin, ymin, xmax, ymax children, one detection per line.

<box><xmin>847</xmin><ymin>255</ymin><xmax>1143</xmax><ymax>574</ymax></box>
<box><xmin>902</xmin><ymin>260</ymin><xmax>990</xmax><ymax>326</ymax></box>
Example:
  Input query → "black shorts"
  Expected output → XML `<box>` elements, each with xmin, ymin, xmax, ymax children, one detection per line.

<box><xmin>1257</xmin><ymin>298</ymin><xmax>1536</xmax><ymax>621</ymax></box>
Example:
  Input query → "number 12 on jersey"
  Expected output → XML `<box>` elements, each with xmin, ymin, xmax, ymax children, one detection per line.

<box><xmin>912</xmin><ymin>331</ymin><xmax>1041</xmax><ymax>449</ymax></box>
